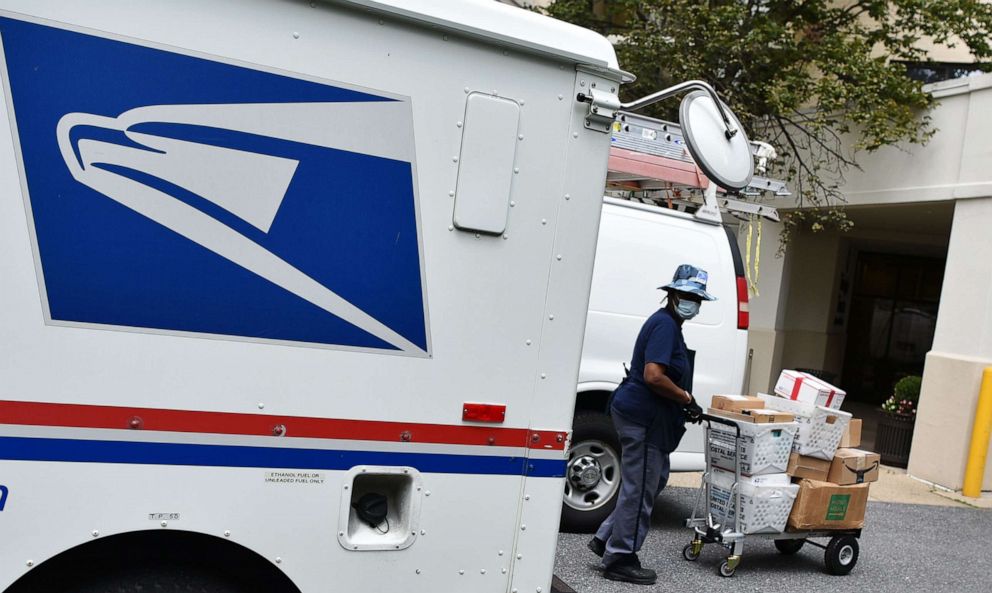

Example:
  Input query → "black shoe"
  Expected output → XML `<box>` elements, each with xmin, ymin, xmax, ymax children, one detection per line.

<box><xmin>603</xmin><ymin>561</ymin><xmax>657</xmax><ymax>585</ymax></box>
<box><xmin>587</xmin><ymin>537</ymin><xmax>606</xmax><ymax>558</ymax></box>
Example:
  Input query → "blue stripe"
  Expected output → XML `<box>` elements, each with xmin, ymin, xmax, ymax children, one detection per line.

<box><xmin>0</xmin><ymin>437</ymin><xmax>565</xmax><ymax>478</ymax></box>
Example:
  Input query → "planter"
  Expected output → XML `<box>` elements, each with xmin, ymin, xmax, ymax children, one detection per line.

<box><xmin>875</xmin><ymin>412</ymin><xmax>916</xmax><ymax>468</ymax></box>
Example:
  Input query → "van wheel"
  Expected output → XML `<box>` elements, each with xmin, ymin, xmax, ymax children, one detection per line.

<box><xmin>561</xmin><ymin>411</ymin><xmax>621</xmax><ymax>533</ymax></box>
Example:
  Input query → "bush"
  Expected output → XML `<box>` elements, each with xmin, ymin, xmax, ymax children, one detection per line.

<box><xmin>893</xmin><ymin>376</ymin><xmax>923</xmax><ymax>404</ymax></box>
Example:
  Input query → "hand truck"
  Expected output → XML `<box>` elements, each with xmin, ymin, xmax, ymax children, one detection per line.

<box><xmin>682</xmin><ymin>413</ymin><xmax>862</xmax><ymax>577</ymax></box>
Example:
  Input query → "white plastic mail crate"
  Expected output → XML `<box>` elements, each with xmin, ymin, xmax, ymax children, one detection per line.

<box><xmin>708</xmin><ymin>468</ymin><xmax>799</xmax><ymax>535</ymax></box>
<box><xmin>759</xmin><ymin>393</ymin><xmax>851</xmax><ymax>460</ymax></box>
<box><xmin>708</xmin><ymin>419</ymin><xmax>799</xmax><ymax>476</ymax></box>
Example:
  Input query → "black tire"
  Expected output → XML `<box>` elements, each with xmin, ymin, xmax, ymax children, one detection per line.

<box><xmin>824</xmin><ymin>535</ymin><xmax>859</xmax><ymax>576</ymax></box>
<box><xmin>561</xmin><ymin>411</ymin><xmax>622</xmax><ymax>533</ymax></box>
<box><xmin>774</xmin><ymin>538</ymin><xmax>805</xmax><ymax>555</ymax></box>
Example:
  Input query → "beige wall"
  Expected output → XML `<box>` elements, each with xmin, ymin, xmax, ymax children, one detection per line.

<box><xmin>909</xmin><ymin>197</ymin><xmax>992</xmax><ymax>489</ymax></box>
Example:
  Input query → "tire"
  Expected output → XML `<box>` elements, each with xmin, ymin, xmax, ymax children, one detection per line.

<box><xmin>774</xmin><ymin>538</ymin><xmax>805</xmax><ymax>555</ymax></box>
<box><xmin>824</xmin><ymin>535</ymin><xmax>859</xmax><ymax>576</ymax></box>
<box><xmin>561</xmin><ymin>411</ymin><xmax>622</xmax><ymax>533</ymax></box>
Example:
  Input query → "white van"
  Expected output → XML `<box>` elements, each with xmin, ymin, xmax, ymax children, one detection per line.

<box><xmin>562</xmin><ymin>197</ymin><xmax>749</xmax><ymax>531</ymax></box>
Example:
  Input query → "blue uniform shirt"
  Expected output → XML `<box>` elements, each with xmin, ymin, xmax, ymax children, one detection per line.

<box><xmin>611</xmin><ymin>307</ymin><xmax>693</xmax><ymax>452</ymax></box>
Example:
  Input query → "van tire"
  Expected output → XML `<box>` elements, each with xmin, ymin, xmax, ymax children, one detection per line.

<box><xmin>561</xmin><ymin>411</ymin><xmax>622</xmax><ymax>533</ymax></box>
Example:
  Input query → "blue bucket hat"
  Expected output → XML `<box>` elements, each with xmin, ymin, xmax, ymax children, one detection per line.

<box><xmin>659</xmin><ymin>264</ymin><xmax>717</xmax><ymax>301</ymax></box>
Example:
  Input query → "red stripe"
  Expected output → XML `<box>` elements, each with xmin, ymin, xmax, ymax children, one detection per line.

<box><xmin>0</xmin><ymin>401</ymin><xmax>566</xmax><ymax>450</ymax></box>
<box><xmin>790</xmin><ymin>375</ymin><xmax>804</xmax><ymax>400</ymax></box>
<box><xmin>825</xmin><ymin>390</ymin><xmax>835</xmax><ymax>408</ymax></box>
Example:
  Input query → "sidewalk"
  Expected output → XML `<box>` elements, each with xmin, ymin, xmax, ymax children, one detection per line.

<box><xmin>667</xmin><ymin>465</ymin><xmax>992</xmax><ymax>509</ymax></box>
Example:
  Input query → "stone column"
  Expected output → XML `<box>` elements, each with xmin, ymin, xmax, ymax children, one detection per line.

<box><xmin>909</xmin><ymin>197</ymin><xmax>992</xmax><ymax>489</ymax></box>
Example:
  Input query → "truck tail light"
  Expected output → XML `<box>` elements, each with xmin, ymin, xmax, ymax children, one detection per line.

<box><xmin>462</xmin><ymin>403</ymin><xmax>506</xmax><ymax>423</ymax></box>
<box><xmin>736</xmin><ymin>276</ymin><xmax>749</xmax><ymax>330</ymax></box>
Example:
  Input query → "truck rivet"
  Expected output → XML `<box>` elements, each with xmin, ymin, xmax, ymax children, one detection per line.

<box><xmin>513</xmin><ymin>589</ymin><xmax>519</xmax><ymax>593</ymax></box>
<box><xmin>257</xmin><ymin>402</ymin><xmax>265</xmax><ymax>410</ymax></box>
<box><xmin>344</xmin><ymin>485</ymin><xmax>349</xmax><ymax>490</ymax></box>
<box><xmin>524</xmin><ymin>494</ymin><xmax>530</xmax><ymax>501</ymax></box>
<box><xmin>275</xmin><ymin>557</ymin><xmax>282</xmax><ymax>564</ymax></box>
<box><xmin>558</xmin><ymin>94</ymin><xmax>563</xmax><ymax>100</ymax></box>
<box><xmin>394</xmin><ymin>545</ymin><xmax>400</xmax><ymax>549</ymax></box>
<box><xmin>516</xmin><ymin>554</ymin><xmax>522</xmax><ymax>560</ymax></box>
<box><xmin>464</xmin><ymin>87</ymin><xmax>470</xmax><ymax>93</ymax></box>
<box><xmin>520</xmin><ymin>525</ymin><xmax>527</xmax><ymax>531</ymax></box>
<box><xmin>339</xmin><ymin>531</ymin><xmax>344</xmax><ymax>537</ymax></box>
<box><xmin>416</xmin><ymin>486</ymin><xmax>422</xmax><ymax>491</ymax></box>
<box><xmin>525</xmin><ymin>339</ymin><xmax>532</xmax><ymax>345</ymax></box>
<box><xmin>541</xmin><ymin>219</ymin><xmax>547</xmax><ymax>225</ymax></box>
<box><xmin>481</xmin><ymin>569</ymin><xmax>487</xmax><ymax>574</ymax></box>
<box><xmin>537</xmin><ymin>588</ymin><xmax>543</xmax><ymax>593</ymax></box>
<box><xmin>272</xmin><ymin>424</ymin><xmax>286</xmax><ymax>437</ymax></box>
<box><xmin>456</xmin><ymin>122</ymin><xmax>462</xmax><ymax>128</ymax></box>
<box><xmin>452</xmin><ymin>156</ymin><xmax>458</xmax><ymax>163</ymax></box>
<box><xmin>416</xmin><ymin>569</ymin><xmax>422</xmax><ymax>574</ymax></box>
<box><xmin>572</xmin><ymin>132</ymin><xmax>578</xmax><ymax>138</ymax></box>
<box><xmin>448</xmin><ymin>225</ymin><xmax>454</xmax><ymax>231</ymax></box>
<box><xmin>400</xmin><ymin>431</ymin><xmax>412</xmax><ymax>442</ymax></box>
<box><xmin>540</xmin><ymin>373</ymin><xmax>546</xmax><ymax>379</ymax></box>
<box><xmin>579</xmin><ymin>81</ymin><xmax>586</xmax><ymax>87</ymax></box>
<box><xmin>421</xmin><ymin>530</ymin><xmax>426</xmax><ymax>535</ymax></box>
<box><xmin>487</xmin><ymin>436</ymin><xmax>496</xmax><ymax>445</ymax></box>
<box><xmin>532</xmin><ymin>433</ymin><xmax>540</xmax><ymax>442</ymax></box>
<box><xmin>498</xmin><ymin>550</ymin><xmax>504</xmax><ymax>556</ymax></box>
<box><xmin>449</xmin><ymin>190</ymin><xmax>455</xmax><ymax>197</ymax></box>
<box><xmin>225</xmin><ymin>531</ymin><xmax>231</xmax><ymax>537</ymax></box>
<box><xmin>548</xmin><ymin>314</ymin><xmax>554</xmax><ymax>320</ymax></box>
<box><xmin>91</xmin><ymin>530</ymin><xmax>99</xmax><ymax>537</ymax></box>
<box><xmin>520</xmin><ymin>100</ymin><xmax>526</xmax><ymax>106</ymax></box>
<box><xmin>161</xmin><ymin>521</ymin><xmax>168</xmax><ymax>528</ymax></box>
<box><xmin>556</xmin><ymin>433</ymin><xmax>564</xmax><ymax>442</ymax></box>
<box><xmin>564</xmin><ymin>193</ymin><xmax>570</xmax><ymax>200</ymax></box>
<box><xmin>502</xmin><ymin>234</ymin><xmax>508</xmax><ymax>240</ymax></box>
<box><xmin>292</xmin><ymin>32</ymin><xmax>300</xmax><ymax>39</ymax></box>
<box><xmin>556</xmin><ymin>254</ymin><xmax>562</xmax><ymax>260</ymax></box>
<box><xmin>475</xmin><ymin>233</ymin><xmax>481</xmax><ymax>239</ymax></box>
<box><xmin>128</xmin><ymin>416</ymin><xmax>142</xmax><ymax>430</ymax></box>
<box><xmin>510</xmin><ymin>201</ymin><xmax>516</xmax><ymax>207</ymax></box>
<box><xmin>459</xmin><ymin>570</ymin><xmax>465</xmax><ymax>575</ymax></box>
<box><xmin>403</xmin><ymin>468</ymin><xmax>409</xmax><ymax>473</ymax></box>
<box><xmin>518</xmin><ymin>134</ymin><xmax>524</xmax><ymax>140</ymax></box>
<box><xmin>514</xmin><ymin>168</ymin><xmax>519</xmax><ymax>174</ymax></box>
<box><xmin>611</xmin><ymin>87</ymin><xmax>616</xmax><ymax>92</ymax></box>
<box><xmin>26</xmin><ymin>561</ymin><xmax>33</xmax><ymax>568</ymax></box>
<box><xmin>425</xmin><ymin>490</ymin><xmax>431</xmax><ymax>496</ymax></box>
<box><xmin>502</xmin><ymin>568</ymin><xmax>508</xmax><ymax>574</ymax></box>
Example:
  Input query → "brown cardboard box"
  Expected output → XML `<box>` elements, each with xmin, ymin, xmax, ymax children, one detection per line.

<box><xmin>788</xmin><ymin>480</ymin><xmax>869</xmax><ymax>530</ymax></box>
<box><xmin>787</xmin><ymin>453</ymin><xmax>831</xmax><ymax>481</ymax></box>
<box><xmin>839</xmin><ymin>419</ymin><xmax>862</xmax><ymax>448</ymax></box>
<box><xmin>827</xmin><ymin>448</ymin><xmax>880</xmax><ymax>485</ymax></box>
<box><xmin>712</xmin><ymin>395</ymin><xmax>766</xmax><ymax>412</ymax></box>
<box><xmin>708</xmin><ymin>408</ymin><xmax>795</xmax><ymax>424</ymax></box>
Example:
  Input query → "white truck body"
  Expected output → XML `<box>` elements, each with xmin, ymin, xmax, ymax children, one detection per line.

<box><xmin>0</xmin><ymin>1</ymin><xmax>623</xmax><ymax>591</ymax></box>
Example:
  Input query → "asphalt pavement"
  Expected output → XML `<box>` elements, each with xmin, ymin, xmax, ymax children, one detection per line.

<box><xmin>555</xmin><ymin>486</ymin><xmax>991</xmax><ymax>593</ymax></box>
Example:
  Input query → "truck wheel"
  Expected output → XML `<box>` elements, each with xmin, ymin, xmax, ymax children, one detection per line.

<box><xmin>561</xmin><ymin>411</ymin><xmax>622</xmax><ymax>533</ymax></box>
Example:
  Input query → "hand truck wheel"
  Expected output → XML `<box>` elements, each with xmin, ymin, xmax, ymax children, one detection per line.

<box><xmin>824</xmin><ymin>535</ymin><xmax>859</xmax><ymax>575</ymax></box>
<box><xmin>774</xmin><ymin>538</ymin><xmax>805</xmax><ymax>555</ymax></box>
<box><xmin>718</xmin><ymin>557</ymin><xmax>739</xmax><ymax>578</ymax></box>
<box><xmin>682</xmin><ymin>542</ymin><xmax>701</xmax><ymax>561</ymax></box>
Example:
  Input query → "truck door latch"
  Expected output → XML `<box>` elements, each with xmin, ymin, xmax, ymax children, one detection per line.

<box><xmin>576</xmin><ymin>89</ymin><xmax>621</xmax><ymax>133</ymax></box>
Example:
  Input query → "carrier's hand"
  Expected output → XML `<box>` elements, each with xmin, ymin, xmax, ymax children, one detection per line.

<box><xmin>683</xmin><ymin>395</ymin><xmax>703</xmax><ymax>424</ymax></box>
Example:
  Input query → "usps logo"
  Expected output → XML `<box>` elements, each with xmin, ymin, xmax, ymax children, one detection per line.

<box><xmin>0</xmin><ymin>17</ymin><xmax>429</xmax><ymax>355</ymax></box>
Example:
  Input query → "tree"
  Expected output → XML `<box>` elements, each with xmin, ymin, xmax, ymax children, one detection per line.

<box><xmin>544</xmin><ymin>1</ymin><xmax>992</xmax><ymax>239</ymax></box>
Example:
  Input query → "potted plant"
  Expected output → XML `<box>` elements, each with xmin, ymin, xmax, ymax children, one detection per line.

<box><xmin>875</xmin><ymin>375</ymin><xmax>922</xmax><ymax>468</ymax></box>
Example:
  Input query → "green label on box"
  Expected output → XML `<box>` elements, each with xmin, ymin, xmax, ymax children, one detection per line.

<box><xmin>826</xmin><ymin>494</ymin><xmax>851</xmax><ymax>520</ymax></box>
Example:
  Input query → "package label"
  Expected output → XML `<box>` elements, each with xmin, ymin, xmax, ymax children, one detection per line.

<box><xmin>825</xmin><ymin>494</ymin><xmax>851</xmax><ymax>520</ymax></box>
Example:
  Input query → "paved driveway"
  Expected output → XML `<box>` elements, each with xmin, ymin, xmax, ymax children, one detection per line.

<box><xmin>555</xmin><ymin>486</ymin><xmax>991</xmax><ymax>593</ymax></box>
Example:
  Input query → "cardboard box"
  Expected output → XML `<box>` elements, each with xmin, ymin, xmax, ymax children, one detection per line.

<box><xmin>712</xmin><ymin>395</ymin><xmax>766</xmax><ymax>412</ymax></box>
<box><xmin>708</xmin><ymin>407</ymin><xmax>795</xmax><ymax>424</ymax></box>
<box><xmin>774</xmin><ymin>370</ymin><xmax>846</xmax><ymax>410</ymax></box>
<box><xmin>828</xmin><ymin>448</ymin><xmax>880</xmax><ymax>485</ymax></box>
<box><xmin>788</xmin><ymin>480</ymin><xmax>869</xmax><ymax>530</ymax></box>
<box><xmin>787</xmin><ymin>453</ymin><xmax>831</xmax><ymax>481</ymax></box>
<box><xmin>839</xmin><ymin>418</ymin><xmax>862</xmax><ymax>448</ymax></box>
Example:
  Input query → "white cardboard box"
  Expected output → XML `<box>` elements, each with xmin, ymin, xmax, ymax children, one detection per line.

<box><xmin>774</xmin><ymin>370</ymin><xmax>846</xmax><ymax>410</ymax></box>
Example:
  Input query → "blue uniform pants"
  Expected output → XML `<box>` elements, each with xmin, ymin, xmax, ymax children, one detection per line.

<box><xmin>595</xmin><ymin>410</ymin><xmax>672</xmax><ymax>567</ymax></box>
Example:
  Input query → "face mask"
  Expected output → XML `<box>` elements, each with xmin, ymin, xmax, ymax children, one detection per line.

<box><xmin>673</xmin><ymin>296</ymin><xmax>701</xmax><ymax>320</ymax></box>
